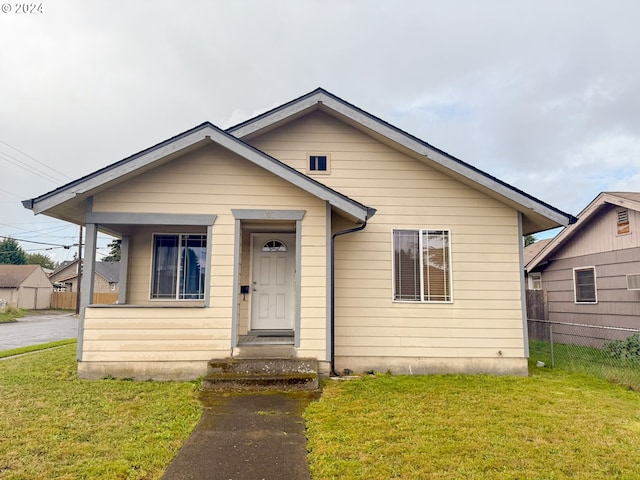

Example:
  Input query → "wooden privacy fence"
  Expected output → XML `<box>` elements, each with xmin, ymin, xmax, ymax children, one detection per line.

<box><xmin>51</xmin><ymin>292</ymin><xmax>119</xmax><ymax>310</ymax></box>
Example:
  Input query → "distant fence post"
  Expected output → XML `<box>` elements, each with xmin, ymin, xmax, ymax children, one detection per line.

<box><xmin>550</xmin><ymin>323</ymin><xmax>554</xmax><ymax>368</ymax></box>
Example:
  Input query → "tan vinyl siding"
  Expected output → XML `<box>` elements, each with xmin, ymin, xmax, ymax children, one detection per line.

<box><xmin>89</xmin><ymin>144</ymin><xmax>328</xmax><ymax>364</ymax></box>
<box><xmin>249</xmin><ymin>110</ymin><xmax>524</xmax><ymax>363</ymax></box>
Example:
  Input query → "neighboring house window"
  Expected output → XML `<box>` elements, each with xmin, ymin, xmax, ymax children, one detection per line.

<box><xmin>308</xmin><ymin>154</ymin><xmax>330</xmax><ymax>173</ymax></box>
<box><xmin>528</xmin><ymin>273</ymin><xmax>542</xmax><ymax>290</ymax></box>
<box><xmin>393</xmin><ymin>229</ymin><xmax>452</xmax><ymax>302</ymax></box>
<box><xmin>151</xmin><ymin>234</ymin><xmax>206</xmax><ymax>300</ymax></box>
<box><xmin>573</xmin><ymin>267</ymin><xmax>597</xmax><ymax>304</ymax></box>
<box><xmin>617</xmin><ymin>209</ymin><xmax>630</xmax><ymax>235</ymax></box>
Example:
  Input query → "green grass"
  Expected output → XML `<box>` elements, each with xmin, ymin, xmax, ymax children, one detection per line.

<box><xmin>305</xmin><ymin>371</ymin><xmax>640</xmax><ymax>479</ymax></box>
<box><xmin>0</xmin><ymin>339</ymin><xmax>76</xmax><ymax>359</ymax></box>
<box><xmin>530</xmin><ymin>340</ymin><xmax>640</xmax><ymax>391</ymax></box>
<box><xmin>0</xmin><ymin>344</ymin><xmax>202</xmax><ymax>479</ymax></box>
<box><xmin>0</xmin><ymin>307</ymin><xmax>26</xmax><ymax>323</ymax></box>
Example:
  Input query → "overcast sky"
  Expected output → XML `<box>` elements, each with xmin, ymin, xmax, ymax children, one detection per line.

<box><xmin>1</xmin><ymin>1</ymin><xmax>639</xmax><ymax>263</ymax></box>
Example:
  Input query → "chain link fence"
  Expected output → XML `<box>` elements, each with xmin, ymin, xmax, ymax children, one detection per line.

<box><xmin>528</xmin><ymin>319</ymin><xmax>640</xmax><ymax>391</ymax></box>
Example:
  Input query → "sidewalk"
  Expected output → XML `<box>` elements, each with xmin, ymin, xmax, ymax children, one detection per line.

<box><xmin>162</xmin><ymin>392</ymin><xmax>319</xmax><ymax>480</ymax></box>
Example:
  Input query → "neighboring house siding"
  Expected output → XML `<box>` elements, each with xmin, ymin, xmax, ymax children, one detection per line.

<box><xmin>249</xmin><ymin>111</ymin><xmax>525</xmax><ymax>368</ymax></box>
<box><xmin>0</xmin><ymin>288</ymin><xmax>19</xmax><ymax>306</ymax></box>
<box><xmin>542</xmin><ymin>247</ymin><xmax>640</xmax><ymax>329</ymax></box>
<box><xmin>0</xmin><ymin>267</ymin><xmax>52</xmax><ymax>309</ymax></box>
<box><xmin>90</xmin><ymin>145</ymin><xmax>328</xmax><ymax>361</ymax></box>
<box><xmin>553</xmin><ymin>206</ymin><xmax>639</xmax><ymax>259</ymax></box>
<box><xmin>49</xmin><ymin>262</ymin><xmax>79</xmax><ymax>291</ymax></box>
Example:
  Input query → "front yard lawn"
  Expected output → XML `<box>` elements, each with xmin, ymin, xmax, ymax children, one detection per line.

<box><xmin>2</xmin><ymin>344</ymin><xmax>639</xmax><ymax>479</ymax></box>
<box><xmin>305</xmin><ymin>370</ymin><xmax>640</xmax><ymax>479</ymax></box>
<box><xmin>0</xmin><ymin>344</ymin><xmax>201</xmax><ymax>479</ymax></box>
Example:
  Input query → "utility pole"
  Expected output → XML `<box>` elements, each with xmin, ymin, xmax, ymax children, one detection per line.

<box><xmin>75</xmin><ymin>226</ymin><xmax>83</xmax><ymax>314</ymax></box>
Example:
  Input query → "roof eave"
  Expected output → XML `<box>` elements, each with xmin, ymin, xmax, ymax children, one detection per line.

<box><xmin>24</xmin><ymin>118</ymin><xmax>374</xmax><ymax>224</ymax></box>
<box><xmin>228</xmin><ymin>88</ymin><xmax>574</xmax><ymax>231</ymax></box>
<box><xmin>525</xmin><ymin>191</ymin><xmax>632</xmax><ymax>271</ymax></box>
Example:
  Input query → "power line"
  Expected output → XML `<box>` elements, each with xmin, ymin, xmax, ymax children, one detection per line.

<box><xmin>0</xmin><ymin>150</ymin><xmax>63</xmax><ymax>184</ymax></box>
<box><xmin>0</xmin><ymin>139</ymin><xmax>72</xmax><ymax>183</ymax></box>
<box><xmin>0</xmin><ymin>234</ymin><xmax>77</xmax><ymax>249</ymax></box>
<box><xmin>0</xmin><ymin>187</ymin><xmax>23</xmax><ymax>199</ymax></box>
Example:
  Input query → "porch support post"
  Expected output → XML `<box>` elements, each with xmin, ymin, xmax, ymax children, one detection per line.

<box><xmin>294</xmin><ymin>218</ymin><xmax>302</xmax><ymax>348</ymax></box>
<box><xmin>205</xmin><ymin>224</ymin><xmax>213</xmax><ymax>308</ymax></box>
<box><xmin>78</xmin><ymin>222</ymin><xmax>97</xmax><ymax>361</ymax></box>
<box><xmin>230</xmin><ymin>218</ymin><xmax>241</xmax><ymax>348</ymax></box>
<box><xmin>518</xmin><ymin>212</ymin><xmax>530</xmax><ymax>357</ymax></box>
<box><xmin>118</xmin><ymin>235</ymin><xmax>129</xmax><ymax>304</ymax></box>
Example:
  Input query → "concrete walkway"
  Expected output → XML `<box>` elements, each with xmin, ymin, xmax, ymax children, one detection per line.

<box><xmin>0</xmin><ymin>311</ymin><xmax>77</xmax><ymax>351</ymax></box>
<box><xmin>162</xmin><ymin>392</ymin><xmax>319</xmax><ymax>480</ymax></box>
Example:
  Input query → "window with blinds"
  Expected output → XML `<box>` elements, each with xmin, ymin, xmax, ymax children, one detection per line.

<box><xmin>393</xmin><ymin>229</ymin><xmax>452</xmax><ymax>302</ymax></box>
<box><xmin>573</xmin><ymin>266</ymin><xmax>597</xmax><ymax>303</ymax></box>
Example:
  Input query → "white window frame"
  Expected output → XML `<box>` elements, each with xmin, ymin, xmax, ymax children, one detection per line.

<box><xmin>573</xmin><ymin>266</ymin><xmax>597</xmax><ymax>304</ymax></box>
<box><xmin>150</xmin><ymin>233</ymin><xmax>207</xmax><ymax>301</ymax></box>
<box><xmin>391</xmin><ymin>229</ymin><xmax>453</xmax><ymax>303</ymax></box>
<box><xmin>528</xmin><ymin>272</ymin><xmax>542</xmax><ymax>290</ymax></box>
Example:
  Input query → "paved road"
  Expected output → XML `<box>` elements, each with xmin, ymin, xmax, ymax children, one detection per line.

<box><xmin>0</xmin><ymin>312</ymin><xmax>78</xmax><ymax>351</ymax></box>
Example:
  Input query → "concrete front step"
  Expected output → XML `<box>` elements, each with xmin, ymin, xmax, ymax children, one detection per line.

<box><xmin>203</xmin><ymin>357</ymin><xmax>319</xmax><ymax>391</ymax></box>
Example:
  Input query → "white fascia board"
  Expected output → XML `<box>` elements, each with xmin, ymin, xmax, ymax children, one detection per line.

<box><xmin>30</xmin><ymin>126</ymin><xmax>215</xmax><ymax>215</ymax></box>
<box><xmin>30</xmin><ymin>121</ymin><xmax>370</xmax><ymax>223</ymax></box>
<box><xmin>211</xmin><ymin>130</ymin><xmax>370</xmax><ymax>221</ymax></box>
<box><xmin>230</xmin><ymin>90</ymin><xmax>569</xmax><ymax>227</ymax></box>
<box><xmin>319</xmin><ymin>95</ymin><xmax>571</xmax><ymax>227</ymax></box>
<box><xmin>228</xmin><ymin>94</ymin><xmax>321</xmax><ymax>138</ymax></box>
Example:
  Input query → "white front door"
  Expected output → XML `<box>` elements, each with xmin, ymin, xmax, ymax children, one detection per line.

<box><xmin>250</xmin><ymin>233</ymin><xmax>295</xmax><ymax>331</ymax></box>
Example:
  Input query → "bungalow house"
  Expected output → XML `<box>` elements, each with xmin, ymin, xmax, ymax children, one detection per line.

<box><xmin>0</xmin><ymin>264</ymin><xmax>53</xmax><ymax>309</ymax></box>
<box><xmin>22</xmin><ymin>88</ymin><xmax>574</xmax><ymax>380</ymax></box>
<box><xmin>525</xmin><ymin>192</ymin><xmax>640</xmax><ymax>344</ymax></box>
<box><xmin>50</xmin><ymin>260</ymin><xmax>120</xmax><ymax>294</ymax></box>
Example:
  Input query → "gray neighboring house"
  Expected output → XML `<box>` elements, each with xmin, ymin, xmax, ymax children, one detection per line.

<box><xmin>49</xmin><ymin>260</ymin><xmax>120</xmax><ymax>293</ymax></box>
<box><xmin>526</xmin><ymin>192</ymin><xmax>640</xmax><ymax>342</ymax></box>
<box><xmin>523</xmin><ymin>238</ymin><xmax>552</xmax><ymax>291</ymax></box>
<box><xmin>0</xmin><ymin>264</ymin><xmax>53</xmax><ymax>309</ymax></box>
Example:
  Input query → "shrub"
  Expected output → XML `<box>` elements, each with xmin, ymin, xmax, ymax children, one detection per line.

<box><xmin>605</xmin><ymin>334</ymin><xmax>640</xmax><ymax>361</ymax></box>
<box><xmin>0</xmin><ymin>305</ymin><xmax>25</xmax><ymax>322</ymax></box>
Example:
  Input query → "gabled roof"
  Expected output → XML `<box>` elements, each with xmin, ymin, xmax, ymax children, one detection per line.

<box><xmin>523</xmin><ymin>238</ymin><xmax>552</xmax><ymax>266</ymax></box>
<box><xmin>23</xmin><ymin>120</ymin><xmax>375</xmax><ymax>224</ymax></box>
<box><xmin>0</xmin><ymin>264</ymin><xmax>41</xmax><ymax>287</ymax></box>
<box><xmin>49</xmin><ymin>259</ymin><xmax>120</xmax><ymax>283</ymax></box>
<box><xmin>22</xmin><ymin>88</ymin><xmax>574</xmax><ymax>233</ymax></box>
<box><xmin>49</xmin><ymin>260</ymin><xmax>74</xmax><ymax>277</ymax></box>
<box><xmin>95</xmin><ymin>262</ymin><xmax>120</xmax><ymax>283</ymax></box>
<box><xmin>228</xmin><ymin>88</ymin><xmax>576</xmax><ymax>235</ymax></box>
<box><xmin>526</xmin><ymin>192</ymin><xmax>640</xmax><ymax>272</ymax></box>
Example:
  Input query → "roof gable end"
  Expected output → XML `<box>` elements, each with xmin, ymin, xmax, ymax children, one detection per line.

<box><xmin>526</xmin><ymin>192</ymin><xmax>640</xmax><ymax>271</ymax></box>
<box><xmin>228</xmin><ymin>88</ymin><xmax>576</xmax><ymax>235</ymax></box>
<box><xmin>23</xmin><ymin>119</ymin><xmax>374</xmax><ymax>223</ymax></box>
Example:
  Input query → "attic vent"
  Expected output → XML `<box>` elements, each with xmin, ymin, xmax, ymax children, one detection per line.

<box><xmin>627</xmin><ymin>274</ymin><xmax>640</xmax><ymax>290</ymax></box>
<box><xmin>617</xmin><ymin>208</ymin><xmax>630</xmax><ymax>235</ymax></box>
<box><xmin>308</xmin><ymin>154</ymin><xmax>330</xmax><ymax>174</ymax></box>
